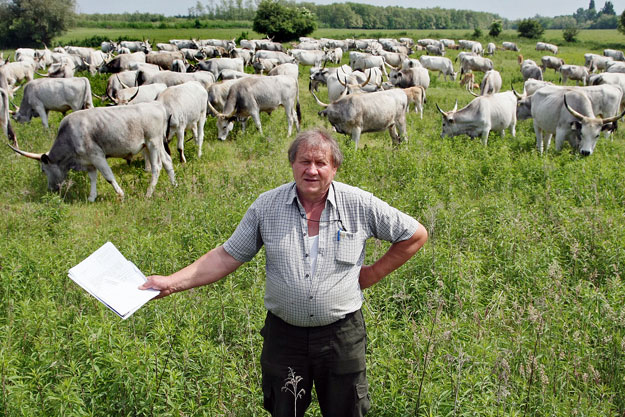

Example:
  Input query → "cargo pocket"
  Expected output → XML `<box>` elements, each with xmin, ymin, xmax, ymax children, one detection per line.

<box><xmin>355</xmin><ymin>381</ymin><xmax>371</xmax><ymax>416</ymax></box>
<box><xmin>336</xmin><ymin>231</ymin><xmax>362</xmax><ymax>265</ymax></box>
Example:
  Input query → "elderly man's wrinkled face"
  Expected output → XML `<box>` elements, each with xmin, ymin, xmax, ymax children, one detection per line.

<box><xmin>291</xmin><ymin>142</ymin><xmax>337</xmax><ymax>202</ymax></box>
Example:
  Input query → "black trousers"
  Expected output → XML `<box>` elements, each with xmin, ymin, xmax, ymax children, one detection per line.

<box><xmin>260</xmin><ymin>310</ymin><xmax>370</xmax><ymax>417</ymax></box>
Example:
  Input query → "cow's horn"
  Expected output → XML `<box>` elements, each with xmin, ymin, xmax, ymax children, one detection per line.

<box><xmin>310</xmin><ymin>89</ymin><xmax>329</xmax><ymax>108</ymax></box>
<box><xmin>116</xmin><ymin>74</ymin><xmax>131</xmax><ymax>89</ymax></box>
<box><xmin>468</xmin><ymin>89</ymin><xmax>479</xmax><ymax>97</ymax></box>
<box><xmin>360</xmin><ymin>70</ymin><xmax>372</xmax><ymax>87</ymax></box>
<box><xmin>36</xmin><ymin>71</ymin><xmax>49</xmax><ymax>77</ymax></box>
<box><xmin>337</xmin><ymin>74</ymin><xmax>347</xmax><ymax>87</ymax></box>
<box><xmin>452</xmin><ymin>99</ymin><xmax>458</xmax><ymax>112</ymax></box>
<box><xmin>511</xmin><ymin>83</ymin><xmax>523</xmax><ymax>99</ymax></box>
<box><xmin>106</xmin><ymin>90</ymin><xmax>118</xmax><ymax>104</ymax></box>
<box><xmin>7</xmin><ymin>143</ymin><xmax>43</xmax><ymax>160</ymax></box>
<box><xmin>206</xmin><ymin>100</ymin><xmax>227</xmax><ymax>117</ymax></box>
<box><xmin>435</xmin><ymin>103</ymin><xmax>446</xmax><ymax>115</ymax></box>
<box><xmin>127</xmin><ymin>87</ymin><xmax>140</xmax><ymax>103</ymax></box>
<box><xmin>563</xmin><ymin>95</ymin><xmax>586</xmax><ymax>120</ymax></box>
<box><xmin>602</xmin><ymin>108</ymin><xmax>625</xmax><ymax>124</ymax></box>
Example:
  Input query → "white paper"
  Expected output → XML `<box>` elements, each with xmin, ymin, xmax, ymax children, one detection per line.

<box><xmin>68</xmin><ymin>242</ymin><xmax>159</xmax><ymax>319</ymax></box>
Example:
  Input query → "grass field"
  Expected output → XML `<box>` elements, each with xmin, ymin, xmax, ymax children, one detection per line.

<box><xmin>1</xmin><ymin>28</ymin><xmax>625</xmax><ymax>416</ymax></box>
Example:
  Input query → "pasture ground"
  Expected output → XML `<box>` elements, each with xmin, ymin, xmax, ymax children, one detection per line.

<box><xmin>1</xmin><ymin>28</ymin><xmax>625</xmax><ymax>416</ymax></box>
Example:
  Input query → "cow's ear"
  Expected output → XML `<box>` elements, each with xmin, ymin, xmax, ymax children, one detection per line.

<box><xmin>570</xmin><ymin>121</ymin><xmax>582</xmax><ymax>131</ymax></box>
<box><xmin>602</xmin><ymin>121</ymin><xmax>616</xmax><ymax>132</ymax></box>
<box><xmin>41</xmin><ymin>154</ymin><xmax>50</xmax><ymax>164</ymax></box>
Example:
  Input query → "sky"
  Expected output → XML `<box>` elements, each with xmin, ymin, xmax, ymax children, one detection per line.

<box><xmin>75</xmin><ymin>0</ymin><xmax>625</xmax><ymax>21</ymax></box>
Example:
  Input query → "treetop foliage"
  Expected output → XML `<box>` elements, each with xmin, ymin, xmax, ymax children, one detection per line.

<box><xmin>517</xmin><ymin>18</ymin><xmax>545</xmax><ymax>39</ymax></box>
<box><xmin>0</xmin><ymin>0</ymin><xmax>76</xmax><ymax>48</ymax></box>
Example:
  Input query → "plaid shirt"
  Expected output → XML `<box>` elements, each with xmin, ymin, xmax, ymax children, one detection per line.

<box><xmin>223</xmin><ymin>181</ymin><xmax>420</xmax><ymax>327</ymax></box>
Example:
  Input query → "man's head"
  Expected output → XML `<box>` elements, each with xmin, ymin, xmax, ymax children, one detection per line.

<box><xmin>288</xmin><ymin>128</ymin><xmax>342</xmax><ymax>202</ymax></box>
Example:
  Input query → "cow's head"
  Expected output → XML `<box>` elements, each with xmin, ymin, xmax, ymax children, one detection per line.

<box><xmin>512</xmin><ymin>86</ymin><xmax>532</xmax><ymax>121</ymax></box>
<box><xmin>8</xmin><ymin>145</ymin><xmax>68</xmax><ymax>192</ymax></box>
<box><xmin>436</xmin><ymin>100</ymin><xmax>459</xmax><ymax>138</ymax></box>
<box><xmin>564</xmin><ymin>96</ymin><xmax>624</xmax><ymax>156</ymax></box>
<box><xmin>206</xmin><ymin>101</ymin><xmax>235</xmax><ymax>141</ymax></box>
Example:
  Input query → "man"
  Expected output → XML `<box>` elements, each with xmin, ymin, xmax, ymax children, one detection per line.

<box><xmin>140</xmin><ymin>128</ymin><xmax>428</xmax><ymax>416</ymax></box>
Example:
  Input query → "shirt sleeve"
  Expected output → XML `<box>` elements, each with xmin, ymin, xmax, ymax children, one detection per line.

<box><xmin>223</xmin><ymin>201</ymin><xmax>264</xmax><ymax>263</ymax></box>
<box><xmin>366</xmin><ymin>193</ymin><xmax>420</xmax><ymax>243</ymax></box>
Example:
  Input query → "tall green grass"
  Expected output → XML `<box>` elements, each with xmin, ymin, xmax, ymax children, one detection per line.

<box><xmin>1</xmin><ymin>29</ymin><xmax>624</xmax><ymax>416</ymax></box>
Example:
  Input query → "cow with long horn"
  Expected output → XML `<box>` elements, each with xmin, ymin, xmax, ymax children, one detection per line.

<box><xmin>8</xmin><ymin>102</ymin><xmax>176</xmax><ymax>202</ymax></box>
<box><xmin>311</xmin><ymin>82</ymin><xmax>408</xmax><ymax>149</ymax></box>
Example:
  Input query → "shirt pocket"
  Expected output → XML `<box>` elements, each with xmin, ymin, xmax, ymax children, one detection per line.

<box><xmin>335</xmin><ymin>231</ymin><xmax>362</xmax><ymax>265</ymax></box>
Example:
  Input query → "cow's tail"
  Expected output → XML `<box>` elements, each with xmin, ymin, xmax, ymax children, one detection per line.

<box><xmin>164</xmin><ymin>114</ymin><xmax>173</xmax><ymax>155</ymax></box>
<box><xmin>295</xmin><ymin>82</ymin><xmax>302</xmax><ymax>124</ymax></box>
<box><xmin>82</xmin><ymin>78</ymin><xmax>93</xmax><ymax>109</ymax></box>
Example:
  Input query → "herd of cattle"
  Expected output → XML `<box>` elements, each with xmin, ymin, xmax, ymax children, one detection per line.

<box><xmin>2</xmin><ymin>35</ymin><xmax>625</xmax><ymax>201</ymax></box>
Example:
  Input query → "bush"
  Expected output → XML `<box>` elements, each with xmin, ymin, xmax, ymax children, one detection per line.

<box><xmin>563</xmin><ymin>26</ymin><xmax>580</xmax><ymax>42</ymax></box>
<box><xmin>489</xmin><ymin>20</ymin><xmax>503</xmax><ymax>37</ymax></box>
<box><xmin>472</xmin><ymin>26</ymin><xmax>483</xmax><ymax>38</ymax></box>
<box><xmin>253</xmin><ymin>0</ymin><xmax>317</xmax><ymax>42</ymax></box>
<box><xmin>517</xmin><ymin>18</ymin><xmax>545</xmax><ymax>39</ymax></box>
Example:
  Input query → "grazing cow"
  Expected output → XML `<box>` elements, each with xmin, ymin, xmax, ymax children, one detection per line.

<box><xmin>459</xmin><ymin>56</ymin><xmax>493</xmax><ymax>77</ymax></box>
<box><xmin>541</xmin><ymin>56</ymin><xmax>565</xmax><ymax>73</ymax></box>
<box><xmin>206</xmin><ymin>75</ymin><xmax>301</xmax><ymax>141</ymax></box>
<box><xmin>157</xmin><ymin>82</ymin><xmax>208</xmax><ymax>163</ymax></box>
<box><xmin>426</xmin><ymin>44</ymin><xmax>445</xmax><ymax>56</ymax></box>
<box><xmin>403</xmin><ymin>85</ymin><xmax>426</xmax><ymax>119</ymax></box>
<box><xmin>521</xmin><ymin>60</ymin><xmax>543</xmax><ymax>81</ymax></box>
<box><xmin>560</xmin><ymin>64</ymin><xmax>589</xmax><ymax>85</ymax></box>
<box><xmin>43</xmin><ymin>58</ymin><xmax>76</xmax><ymax>78</ymax></box>
<box><xmin>156</xmin><ymin>43</ymin><xmax>179</xmax><ymax>52</ymax></box>
<box><xmin>119</xmin><ymin>40</ymin><xmax>151</xmax><ymax>53</ymax></box>
<box><xmin>13</xmin><ymin>78</ymin><xmax>93</xmax><ymax>128</ymax></box>
<box><xmin>325</xmin><ymin>47</ymin><xmax>343</xmax><ymax>65</ymax></box>
<box><xmin>268</xmin><ymin>63</ymin><xmax>299</xmax><ymax>79</ymax></box>
<box><xmin>389</xmin><ymin>67</ymin><xmax>430</xmax><ymax>89</ymax></box>
<box><xmin>604</xmin><ymin>49</ymin><xmax>625</xmax><ymax>61</ymax></box>
<box><xmin>309</xmin><ymin>65</ymin><xmax>353</xmax><ymax>93</ymax></box>
<box><xmin>479</xmin><ymin>70</ymin><xmax>502</xmax><ymax>96</ymax></box>
<box><xmin>351</xmin><ymin>54</ymin><xmax>388</xmax><ymax>77</ymax></box>
<box><xmin>169</xmin><ymin>39</ymin><xmax>199</xmax><ymax>50</ymax></box>
<box><xmin>252</xmin><ymin>58</ymin><xmax>280</xmax><ymax>74</ymax></box>
<box><xmin>109</xmin><ymin>83</ymin><xmax>167</xmax><ymax>105</ymax></box>
<box><xmin>419</xmin><ymin>56</ymin><xmax>456</xmax><ymax>81</ymax></box>
<box><xmin>230</xmin><ymin>48</ymin><xmax>254</xmax><ymax>66</ymax></box>
<box><xmin>471</xmin><ymin>42</ymin><xmax>484</xmax><ymax>55</ymax></box>
<box><xmin>196</xmin><ymin>58</ymin><xmax>244</xmax><ymax>78</ymax></box>
<box><xmin>516</xmin><ymin>86</ymin><xmax>624</xmax><ymax>155</ymax></box>
<box><xmin>254</xmin><ymin>50</ymin><xmax>295</xmax><ymax>65</ymax></box>
<box><xmin>584</xmin><ymin>53</ymin><xmax>613</xmax><ymax>72</ymax></box>
<box><xmin>536</xmin><ymin>42</ymin><xmax>558</xmax><ymax>54</ymax></box>
<box><xmin>9</xmin><ymin>102</ymin><xmax>176</xmax><ymax>201</ymax></box>
<box><xmin>523</xmin><ymin>79</ymin><xmax>555</xmax><ymax>96</ymax></box>
<box><xmin>589</xmin><ymin>72</ymin><xmax>625</xmax><ymax>107</ymax></box>
<box><xmin>437</xmin><ymin>92</ymin><xmax>517</xmax><ymax>145</ymax></box>
<box><xmin>289</xmin><ymin>49</ymin><xmax>326</xmax><ymax>67</ymax></box>
<box><xmin>486</xmin><ymin>42</ymin><xmax>496</xmax><ymax>55</ymax></box>
<box><xmin>146</xmin><ymin>51</ymin><xmax>185</xmax><ymax>70</ymax></box>
<box><xmin>502</xmin><ymin>42</ymin><xmax>520</xmax><ymax>52</ymax></box>
<box><xmin>0</xmin><ymin>60</ymin><xmax>37</xmax><ymax>91</ymax></box>
<box><xmin>137</xmin><ymin>70</ymin><xmax>216</xmax><ymax>90</ymax></box>
<box><xmin>99</xmin><ymin>52</ymin><xmax>146</xmax><ymax>73</ymax></box>
<box><xmin>311</xmin><ymin>87</ymin><xmax>408</xmax><ymax>148</ymax></box>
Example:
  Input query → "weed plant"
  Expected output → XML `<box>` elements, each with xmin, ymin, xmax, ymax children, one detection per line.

<box><xmin>1</xmin><ymin>28</ymin><xmax>625</xmax><ymax>416</ymax></box>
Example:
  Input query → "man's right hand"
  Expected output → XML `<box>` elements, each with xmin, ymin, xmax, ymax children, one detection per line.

<box><xmin>139</xmin><ymin>275</ymin><xmax>174</xmax><ymax>299</ymax></box>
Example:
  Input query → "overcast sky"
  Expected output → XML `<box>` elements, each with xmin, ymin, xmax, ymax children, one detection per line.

<box><xmin>75</xmin><ymin>0</ymin><xmax>625</xmax><ymax>21</ymax></box>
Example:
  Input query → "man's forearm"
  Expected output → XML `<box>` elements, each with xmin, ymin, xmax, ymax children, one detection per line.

<box><xmin>359</xmin><ymin>223</ymin><xmax>428</xmax><ymax>289</ymax></box>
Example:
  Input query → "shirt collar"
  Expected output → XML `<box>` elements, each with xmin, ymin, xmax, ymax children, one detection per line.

<box><xmin>284</xmin><ymin>181</ymin><xmax>337</xmax><ymax>209</ymax></box>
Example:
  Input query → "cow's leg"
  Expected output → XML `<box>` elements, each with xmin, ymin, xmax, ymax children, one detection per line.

<box><xmin>555</xmin><ymin>128</ymin><xmax>567</xmax><ymax>152</ymax></box>
<box><xmin>533</xmin><ymin>122</ymin><xmax>544</xmax><ymax>154</ymax></box>
<box><xmin>143</xmin><ymin>148</ymin><xmax>151</xmax><ymax>172</ymax></box>
<box><xmin>389</xmin><ymin>124</ymin><xmax>401</xmax><ymax>146</ymax></box>
<box><xmin>510</xmin><ymin>121</ymin><xmax>517</xmax><ymax>138</ymax></box>
<box><xmin>92</xmin><ymin>156</ymin><xmax>124</xmax><ymax>200</ymax></box>
<box><xmin>34</xmin><ymin>106</ymin><xmax>49</xmax><ymax>128</ymax></box>
<box><xmin>176</xmin><ymin>126</ymin><xmax>186</xmax><ymax>163</ymax></box>
<box><xmin>160</xmin><ymin>146</ymin><xmax>177</xmax><ymax>187</ymax></box>
<box><xmin>284</xmin><ymin>104</ymin><xmax>294</xmax><ymax>136</ymax></box>
<box><xmin>251</xmin><ymin>111</ymin><xmax>263</xmax><ymax>135</ymax></box>
<box><xmin>351</xmin><ymin>127</ymin><xmax>362</xmax><ymax>149</ymax></box>
<box><xmin>87</xmin><ymin>168</ymin><xmax>98</xmax><ymax>202</ymax></box>
<box><xmin>196</xmin><ymin>113</ymin><xmax>206</xmax><ymax>158</ymax></box>
<box><xmin>144</xmin><ymin>141</ymin><xmax>163</xmax><ymax>198</ymax></box>
<box><xmin>481</xmin><ymin>130</ymin><xmax>490</xmax><ymax>146</ymax></box>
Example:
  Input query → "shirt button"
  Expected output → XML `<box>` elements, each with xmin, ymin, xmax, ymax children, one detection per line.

<box><xmin>305</xmin><ymin>253</ymin><xmax>309</xmax><ymax>257</ymax></box>
<box><xmin>305</xmin><ymin>274</ymin><xmax>309</xmax><ymax>278</ymax></box>
<box><xmin>310</xmin><ymin>314</ymin><xmax>314</xmax><ymax>317</ymax></box>
<box><xmin>309</xmin><ymin>296</ymin><xmax>313</xmax><ymax>300</ymax></box>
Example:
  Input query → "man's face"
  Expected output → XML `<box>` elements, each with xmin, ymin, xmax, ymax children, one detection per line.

<box><xmin>292</xmin><ymin>143</ymin><xmax>337</xmax><ymax>202</ymax></box>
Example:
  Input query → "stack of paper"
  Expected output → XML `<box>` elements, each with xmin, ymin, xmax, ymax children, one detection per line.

<box><xmin>68</xmin><ymin>242</ymin><xmax>160</xmax><ymax>319</ymax></box>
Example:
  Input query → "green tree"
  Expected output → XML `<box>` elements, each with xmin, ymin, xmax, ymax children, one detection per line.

<box><xmin>517</xmin><ymin>18</ymin><xmax>545</xmax><ymax>38</ymax></box>
<box><xmin>253</xmin><ymin>0</ymin><xmax>316</xmax><ymax>43</ymax></box>
<box><xmin>0</xmin><ymin>0</ymin><xmax>76</xmax><ymax>48</ymax></box>
<box><xmin>600</xmin><ymin>1</ymin><xmax>616</xmax><ymax>15</ymax></box>
<box><xmin>618</xmin><ymin>9</ymin><xmax>625</xmax><ymax>34</ymax></box>
<box><xmin>489</xmin><ymin>20</ymin><xmax>503</xmax><ymax>37</ymax></box>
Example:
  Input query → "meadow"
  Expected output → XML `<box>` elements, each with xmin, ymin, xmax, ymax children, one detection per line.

<box><xmin>1</xmin><ymin>27</ymin><xmax>625</xmax><ymax>416</ymax></box>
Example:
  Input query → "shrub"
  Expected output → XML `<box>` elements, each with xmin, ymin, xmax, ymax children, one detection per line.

<box><xmin>472</xmin><ymin>26</ymin><xmax>483</xmax><ymax>39</ymax></box>
<box><xmin>489</xmin><ymin>20</ymin><xmax>503</xmax><ymax>37</ymax></box>
<box><xmin>517</xmin><ymin>18</ymin><xmax>545</xmax><ymax>39</ymax></box>
<box><xmin>253</xmin><ymin>0</ymin><xmax>317</xmax><ymax>42</ymax></box>
<box><xmin>563</xmin><ymin>26</ymin><xmax>580</xmax><ymax>42</ymax></box>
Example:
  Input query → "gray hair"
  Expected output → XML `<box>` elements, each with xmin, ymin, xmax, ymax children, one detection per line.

<box><xmin>288</xmin><ymin>128</ymin><xmax>343</xmax><ymax>169</ymax></box>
